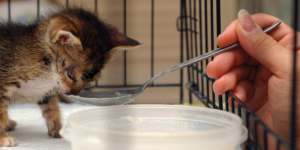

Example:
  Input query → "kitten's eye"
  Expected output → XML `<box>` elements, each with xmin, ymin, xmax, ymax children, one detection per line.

<box><xmin>82</xmin><ymin>72</ymin><xmax>90</xmax><ymax>80</ymax></box>
<box><xmin>67</xmin><ymin>73</ymin><xmax>77</xmax><ymax>83</ymax></box>
<box><xmin>82</xmin><ymin>72</ymin><xmax>94</xmax><ymax>82</ymax></box>
<box><xmin>62</xmin><ymin>59</ymin><xmax>66</xmax><ymax>67</ymax></box>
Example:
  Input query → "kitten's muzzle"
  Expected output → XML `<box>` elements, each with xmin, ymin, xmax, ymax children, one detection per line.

<box><xmin>65</xmin><ymin>89</ymin><xmax>81</xmax><ymax>95</ymax></box>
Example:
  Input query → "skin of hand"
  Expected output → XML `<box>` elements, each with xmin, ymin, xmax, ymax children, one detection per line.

<box><xmin>206</xmin><ymin>9</ymin><xmax>300</xmax><ymax>149</ymax></box>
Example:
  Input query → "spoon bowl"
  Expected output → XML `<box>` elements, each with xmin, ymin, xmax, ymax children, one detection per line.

<box><xmin>68</xmin><ymin>88</ymin><xmax>141</xmax><ymax>106</ymax></box>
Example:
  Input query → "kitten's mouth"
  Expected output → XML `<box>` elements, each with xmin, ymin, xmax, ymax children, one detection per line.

<box><xmin>57</xmin><ymin>82</ymin><xmax>67</xmax><ymax>93</ymax></box>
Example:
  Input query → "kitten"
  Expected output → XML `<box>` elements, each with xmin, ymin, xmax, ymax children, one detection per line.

<box><xmin>0</xmin><ymin>7</ymin><xmax>139</xmax><ymax>147</ymax></box>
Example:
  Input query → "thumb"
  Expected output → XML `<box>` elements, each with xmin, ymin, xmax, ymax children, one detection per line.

<box><xmin>236</xmin><ymin>9</ymin><xmax>292</xmax><ymax>75</ymax></box>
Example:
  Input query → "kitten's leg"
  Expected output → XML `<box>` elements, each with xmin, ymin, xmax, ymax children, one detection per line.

<box><xmin>38</xmin><ymin>95</ymin><xmax>62</xmax><ymax>138</ymax></box>
<box><xmin>5</xmin><ymin>119</ymin><xmax>17</xmax><ymax>131</ymax></box>
<box><xmin>0</xmin><ymin>99</ymin><xmax>17</xmax><ymax>147</ymax></box>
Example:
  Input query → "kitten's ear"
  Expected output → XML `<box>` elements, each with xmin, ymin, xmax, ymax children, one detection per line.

<box><xmin>52</xmin><ymin>30</ymin><xmax>81</xmax><ymax>46</ymax></box>
<box><xmin>106</xmin><ymin>25</ymin><xmax>140</xmax><ymax>50</ymax></box>
<box><xmin>46</xmin><ymin>17</ymin><xmax>83</xmax><ymax>54</ymax></box>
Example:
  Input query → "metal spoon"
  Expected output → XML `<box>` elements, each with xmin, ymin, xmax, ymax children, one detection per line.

<box><xmin>67</xmin><ymin>20</ymin><xmax>281</xmax><ymax>106</ymax></box>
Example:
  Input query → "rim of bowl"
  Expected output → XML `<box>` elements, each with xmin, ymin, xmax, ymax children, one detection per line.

<box><xmin>63</xmin><ymin>104</ymin><xmax>243</xmax><ymax>138</ymax></box>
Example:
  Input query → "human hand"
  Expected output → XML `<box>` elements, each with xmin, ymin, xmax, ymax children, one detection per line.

<box><xmin>206</xmin><ymin>9</ymin><xmax>300</xmax><ymax>149</ymax></box>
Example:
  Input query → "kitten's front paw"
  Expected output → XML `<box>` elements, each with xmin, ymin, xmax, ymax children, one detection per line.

<box><xmin>48</xmin><ymin>122</ymin><xmax>62</xmax><ymax>138</ymax></box>
<box><xmin>48</xmin><ymin>131</ymin><xmax>61</xmax><ymax>138</ymax></box>
<box><xmin>0</xmin><ymin>135</ymin><xmax>17</xmax><ymax>147</ymax></box>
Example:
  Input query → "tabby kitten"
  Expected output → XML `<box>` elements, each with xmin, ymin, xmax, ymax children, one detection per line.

<box><xmin>0</xmin><ymin>7</ymin><xmax>139</xmax><ymax>147</ymax></box>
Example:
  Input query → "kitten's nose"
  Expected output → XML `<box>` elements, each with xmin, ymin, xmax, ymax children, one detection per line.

<box><xmin>63</xmin><ymin>92</ymin><xmax>72</xmax><ymax>95</ymax></box>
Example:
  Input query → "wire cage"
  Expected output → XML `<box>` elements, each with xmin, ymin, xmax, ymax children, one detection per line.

<box><xmin>0</xmin><ymin>0</ymin><xmax>299</xmax><ymax>150</ymax></box>
<box><xmin>181</xmin><ymin>0</ymin><xmax>299</xmax><ymax>150</ymax></box>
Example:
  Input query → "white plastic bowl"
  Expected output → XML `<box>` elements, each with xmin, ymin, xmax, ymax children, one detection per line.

<box><xmin>60</xmin><ymin>105</ymin><xmax>247</xmax><ymax>150</ymax></box>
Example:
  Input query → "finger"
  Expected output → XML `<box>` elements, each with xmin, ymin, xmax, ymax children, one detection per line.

<box><xmin>229</xmin><ymin>79</ymin><xmax>254</xmax><ymax>108</ymax></box>
<box><xmin>232</xmin><ymin>79</ymin><xmax>254</xmax><ymax>103</ymax></box>
<box><xmin>212</xmin><ymin>65</ymin><xmax>257</xmax><ymax>95</ymax></box>
<box><xmin>207</xmin><ymin>47</ymin><xmax>250</xmax><ymax>79</ymax></box>
<box><xmin>245</xmin><ymin>65</ymin><xmax>272</xmax><ymax>112</ymax></box>
<box><xmin>278</xmin><ymin>31</ymin><xmax>300</xmax><ymax>50</ymax></box>
<box><xmin>236</xmin><ymin>9</ymin><xmax>292</xmax><ymax>79</ymax></box>
<box><xmin>217</xmin><ymin>13</ymin><xmax>293</xmax><ymax>48</ymax></box>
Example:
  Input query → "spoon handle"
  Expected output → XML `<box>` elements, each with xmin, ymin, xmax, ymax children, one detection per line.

<box><xmin>142</xmin><ymin>21</ymin><xmax>281</xmax><ymax>89</ymax></box>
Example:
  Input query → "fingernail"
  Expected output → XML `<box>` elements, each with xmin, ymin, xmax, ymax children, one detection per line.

<box><xmin>238</xmin><ymin>9</ymin><xmax>257</xmax><ymax>32</ymax></box>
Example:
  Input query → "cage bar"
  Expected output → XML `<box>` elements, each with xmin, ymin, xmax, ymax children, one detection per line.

<box><xmin>8</xmin><ymin>0</ymin><xmax>11</xmax><ymax>22</ymax></box>
<box><xmin>246</xmin><ymin>110</ymin><xmax>250</xmax><ymax>145</ymax></box>
<box><xmin>231</xmin><ymin>97</ymin><xmax>235</xmax><ymax>113</ymax></box>
<box><xmin>264</xmin><ymin>129</ymin><xmax>268</xmax><ymax>150</ymax></box>
<box><xmin>199</xmin><ymin>0</ymin><xmax>204</xmax><ymax>97</ymax></box>
<box><xmin>254</xmin><ymin>119</ymin><xmax>258</xmax><ymax>150</ymax></box>
<box><xmin>193</xmin><ymin>0</ymin><xmax>199</xmax><ymax>97</ymax></box>
<box><xmin>180</xmin><ymin>0</ymin><xmax>184</xmax><ymax>104</ymax></box>
<box><xmin>276</xmin><ymin>141</ymin><xmax>281</xmax><ymax>150</ymax></box>
<box><xmin>225</xmin><ymin>91</ymin><xmax>229</xmax><ymax>111</ymax></box>
<box><xmin>238</xmin><ymin>103</ymin><xmax>241</xmax><ymax>117</ymax></box>
<box><xmin>290</xmin><ymin>0</ymin><xmax>299</xmax><ymax>149</ymax></box>
<box><xmin>151</xmin><ymin>0</ymin><xmax>154</xmax><ymax>81</ymax></box>
<box><xmin>123</xmin><ymin>0</ymin><xmax>127</xmax><ymax>86</ymax></box>
<box><xmin>182</xmin><ymin>0</ymin><xmax>193</xmax><ymax>103</ymax></box>
<box><xmin>204</xmin><ymin>0</ymin><xmax>210</xmax><ymax>105</ymax></box>
<box><xmin>37</xmin><ymin>0</ymin><xmax>40</xmax><ymax>21</ymax></box>
<box><xmin>95</xmin><ymin>0</ymin><xmax>98</xmax><ymax>14</ymax></box>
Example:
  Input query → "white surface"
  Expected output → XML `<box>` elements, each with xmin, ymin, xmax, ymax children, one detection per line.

<box><xmin>3</xmin><ymin>103</ymin><xmax>95</xmax><ymax>150</ymax></box>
